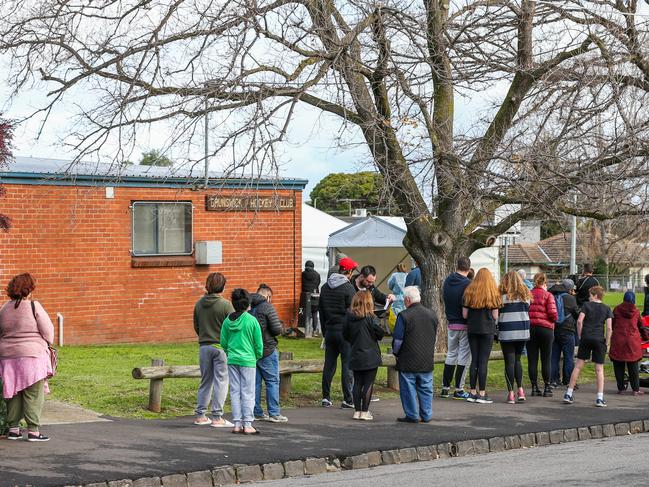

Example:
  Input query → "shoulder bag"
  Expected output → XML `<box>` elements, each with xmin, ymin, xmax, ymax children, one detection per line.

<box><xmin>31</xmin><ymin>301</ymin><xmax>58</xmax><ymax>377</ymax></box>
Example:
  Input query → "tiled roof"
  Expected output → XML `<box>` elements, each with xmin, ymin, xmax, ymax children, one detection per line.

<box><xmin>506</xmin><ymin>232</ymin><xmax>649</xmax><ymax>266</ymax></box>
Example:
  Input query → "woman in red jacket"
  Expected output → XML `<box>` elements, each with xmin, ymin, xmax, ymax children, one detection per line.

<box><xmin>528</xmin><ymin>273</ymin><xmax>558</xmax><ymax>397</ymax></box>
<box><xmin>610</xmin><ymin>291</ymin><xmax>648</xmax><ymax>395</ymax></box>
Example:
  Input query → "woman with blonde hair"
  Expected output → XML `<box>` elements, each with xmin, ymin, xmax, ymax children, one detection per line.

<box><xmin>462</xmin><ymin>268</ymin><xmax>502</xmax><ymax>404</ymax></box>
<box><xmin>343</xmin><ymin>290</ymin><xmax>385</xmax><ymax>420</ymax></box>
<box><xmin>498</xmin><ymin>271</ymin><xmax>532</xmax><ymax>403</ymax></box>
<box><xmin>528</xmin><ymin>273</ymin><xmax>558</xmax><ymax>397</ymax></box>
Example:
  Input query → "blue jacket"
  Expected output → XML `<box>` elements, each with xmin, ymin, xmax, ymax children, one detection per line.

<box><xmin>405</xmin><ymin>267</ymin><xmax>421</xmax><ymax>287</ymax></box>
<box><xmin>442</xmin><ymin>272</ymin><xmax>471</xmax><ymax>325</ymax></box>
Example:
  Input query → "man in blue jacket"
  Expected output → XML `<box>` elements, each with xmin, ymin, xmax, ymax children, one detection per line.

<box><xmin>440</xmin><ymin>257</ymin><xmax>472</xmax><ymax>399</ymax></box>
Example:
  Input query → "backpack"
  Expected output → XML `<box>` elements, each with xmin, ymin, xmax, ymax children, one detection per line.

<box><xmin>555</xmin><ymin>293</ymin><xmax>567</xmax><ymax>325</ymax></box>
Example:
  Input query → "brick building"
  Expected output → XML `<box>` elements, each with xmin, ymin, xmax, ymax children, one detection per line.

<box><xmin>0</xmin><ymin>157</ymin><xmax>306</xmax><ymax>345</ymax></box>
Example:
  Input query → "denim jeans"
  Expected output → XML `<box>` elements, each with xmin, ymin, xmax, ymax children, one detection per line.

<box><xmin>254</xmin><ymin>350</ymin><xmax>281</xmax><ymax>417</ymax></box>
<box><xmin>228</xmin><ymin>365</ymin><xmax>257</xmax><ymax>428</ymax></box>
<box><xmin>195</xmin><ymin>345</ymin><xmax>229</xmax><ymax>418</ymax></box>
<box><xmin>398</xmin><ymin>371</ymin><xmax>433</xmax><ymax>421</ymax></box>
<box><xmin>551</xmin><ymin>333</ymin><xmax>575</xmax><ymax>385</ymax></box>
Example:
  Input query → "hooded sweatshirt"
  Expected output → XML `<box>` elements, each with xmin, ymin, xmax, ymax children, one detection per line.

<box><xmin>442</xmin><ymin>272</ymin><xmax>471</xmax><ymax>329</ymax></box>
<box><xmin>220</xmin><ymin>311</ymin><xmax>264</xmax><ymax>367</ymax></box>
<box><xmin>193</xmin><ymin>294</ymin><xmax>235</xmax><ymax>345</ymax></box>
<box><xmin>318</xmin><ymin>273</ymin><xmax>356</xmax><ymax>335</ymax></box>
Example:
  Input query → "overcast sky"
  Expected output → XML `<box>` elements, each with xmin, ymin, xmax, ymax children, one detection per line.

<box><xmin>0</xmin><ymin>55</ymin><xmax>502</xmax><ymax>199</ymax></box>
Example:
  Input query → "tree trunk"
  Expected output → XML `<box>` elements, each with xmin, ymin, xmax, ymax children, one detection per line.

<box><xmin>404</xmin><ymin>225</ymin><xmax>472</xmax><ymax>353</ymax></box>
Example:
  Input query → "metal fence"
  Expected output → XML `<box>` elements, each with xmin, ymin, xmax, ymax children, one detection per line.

<box><xmin>545</xmin><ymin>273</ymin><xmax>646</xmax><ymax>292</ymax></box>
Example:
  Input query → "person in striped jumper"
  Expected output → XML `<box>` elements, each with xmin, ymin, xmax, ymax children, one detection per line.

<box><xmin>498</xmin><ymin>271</ymin><xmax>532</xmax><ymax>404</ymax></box>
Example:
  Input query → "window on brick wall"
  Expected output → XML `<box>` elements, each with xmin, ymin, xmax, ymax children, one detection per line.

<box><xmin>132</xmin><ymin>202</ymin><xmax>193</xmax><ymax>256</ymax></box>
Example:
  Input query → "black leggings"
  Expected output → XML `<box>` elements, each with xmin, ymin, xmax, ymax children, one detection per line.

<box><xmin>612</xmin><ymin>360</ymin><xmax>640</xmax><ymax>392</ymax></box>
<box><xmin>352</xmin><ymin>368</ymin><xmax>378</xmax><ymax>412</ymax></box>
<box><xmin>501</xmin><ymin>341</ymin><xmax>525</xmax><ymax>391</ymax></box>
<box><xmin>527</xmin><ymin>326</ymin><xmax>554</xmax><ymax>387</ymax></box>
<box><xmin>468</xmin><ymin>333</ymin><xmax>494</xmax><ymax>391</ymax></box>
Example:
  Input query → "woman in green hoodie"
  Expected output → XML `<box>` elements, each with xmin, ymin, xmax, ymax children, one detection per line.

<box><xmin>221</xmin><ymin>288</ymin><xmax>264</xmax><ymax>434</ymax></box>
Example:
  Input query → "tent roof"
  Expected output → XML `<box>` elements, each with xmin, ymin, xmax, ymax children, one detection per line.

<box><xmin>302</xmin><ymin>204</ymin><xmax>348</xmax><ymax>248</ymax></box>
<box><xmin>328</xmin><ymin>216</ymin><xmax>406</xmax><ymax>248</ymax></box>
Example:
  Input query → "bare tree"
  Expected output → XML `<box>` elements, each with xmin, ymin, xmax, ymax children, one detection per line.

<box><xmin>0</xmin><ymin>115</ymin><xmax>13</xmax><ymax>230</ymax></box>
<box><xmin>2</xmin><ymin>0</ymin><xmax>649</xmax><ymax>348</ymax></box>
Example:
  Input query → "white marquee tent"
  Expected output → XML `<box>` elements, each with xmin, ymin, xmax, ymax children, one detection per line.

<box><xmin>302</xmin><ymin>204</ymin><xmax>348</xmax><ymax>285</ymax></box>
<box><xmin>327</xmin><ymin>216</ymin><xmax>500</xmax><ymax>292</ymax></box>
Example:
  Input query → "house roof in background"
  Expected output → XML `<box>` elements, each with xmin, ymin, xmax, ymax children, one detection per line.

<box><xmin>507</xmin><ymin>232</ymin><xmax>649</xmax><ymax>266</ymax></box>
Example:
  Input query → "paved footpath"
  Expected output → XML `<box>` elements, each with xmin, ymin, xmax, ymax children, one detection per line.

<box><xmin>2</xmin><ymin>384</ymin><xmax>649</xmax><ymax>487</ymax></box>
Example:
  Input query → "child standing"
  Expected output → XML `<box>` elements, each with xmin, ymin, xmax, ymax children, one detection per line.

<box><xmin>343</xmin><ymin>290</ymin><xmax>385</xmax><ymax>420</ymax></box>
<box><xmin>221</xmin><ymin>288</ymin><xmax>264</xmax><ymax>434</ymax></box>
<box><xmin>564</xmin><ymin>286</ymin><xmax>612</xmax><ymax>407</ymax></box>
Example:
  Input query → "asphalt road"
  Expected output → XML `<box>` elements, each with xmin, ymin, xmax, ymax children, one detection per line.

<box><xmin>3</xmin><ymin>383</ymin><xmax>649</xmax><ymax>486</ymax></box>
<box><xmin>251</xmin><ymin>434</ymin><xmax>649</xmax><ymax>487</ymax></box>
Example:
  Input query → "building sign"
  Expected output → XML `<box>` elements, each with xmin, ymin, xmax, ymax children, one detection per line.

<box><xmin>206</xmin><ymin>194</ymin><xmax>295</xmax><ymax>212</ymax></box>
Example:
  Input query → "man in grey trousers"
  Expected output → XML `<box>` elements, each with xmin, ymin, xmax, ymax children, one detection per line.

<box><xmin>193</xmin><ymin>272</ymin><xmax>235</xmax><ymax>427</ymax></box>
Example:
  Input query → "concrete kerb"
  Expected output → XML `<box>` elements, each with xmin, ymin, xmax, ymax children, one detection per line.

<box><xmin>55</xmin><ymin>422</ymin><xmax>649</xmax><ymax>487</ymax></box>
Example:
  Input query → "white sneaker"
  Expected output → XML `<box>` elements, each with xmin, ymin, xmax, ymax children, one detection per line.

<box><xmin>353</xmin><ymin>411</ymin><xmax>361</xmax><ymax>420</ymax></box>
<box><xmin>210</xmin><ymin>418</ymin><xmax>234</xmax><ymax>428</ymax></box>
<box><xmin>360</xmin><ymin>411</ymin><xmax>374</xmax><ymax>421</ymax></box>
<box><xmin>267</xmin><ymin>415</ymin><xmax>288</xmax><ymax>423</ymax></box>
<box><xmin>193</xmin><ymin>416</ymin><xmax>211</xmax><ymax>426</ymax></box>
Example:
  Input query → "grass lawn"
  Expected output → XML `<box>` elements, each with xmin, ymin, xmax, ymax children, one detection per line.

<box><xmin>602</xmin><ymin>291</ymin><xmax>643</xmax><ymax>312</ymax></box>
<box><xmin>50</xmin><ymin>334</ymin><xmax>617</xmax><ymax>419</ymax></box>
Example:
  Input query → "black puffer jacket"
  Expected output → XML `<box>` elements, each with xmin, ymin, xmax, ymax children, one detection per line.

<box><xmin>319</xmin><ymin>273</ymin><xmax>355</xmax><ymax>335</ymax></box>
<box><xmin>250</xmin><ymin>293</ymin><xmax>283</xmax><ymax>357</ymax></box>
<box><xmin>343</xmin><ymin>313</ymin><xmax>385</xmax><ymax>371</ymax></box>
<box><xmin>302</xmin><ymin>268</ymin><xmax>321</xmax><ymax>293</ymax></box>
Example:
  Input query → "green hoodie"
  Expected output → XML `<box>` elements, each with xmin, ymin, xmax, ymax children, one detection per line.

<box><xmin>220</xmin><ymin>311</ymin><xmax>264</xmax><ymax>367</ymax></box>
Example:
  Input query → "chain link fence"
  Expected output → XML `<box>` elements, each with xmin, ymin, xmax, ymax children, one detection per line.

<box><xmin>545</xmin><ymin>273</ymin><xmax>646</xmax><ymax>292</ymax></box>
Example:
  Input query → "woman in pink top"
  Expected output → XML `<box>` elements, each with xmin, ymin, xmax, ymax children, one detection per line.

<box><xmin>0</xmin><ymin>273</ymin><xmax>54</xmax><ymax>441</ymax></box>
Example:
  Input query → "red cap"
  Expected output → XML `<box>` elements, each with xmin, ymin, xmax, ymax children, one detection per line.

<box><xmin>338</xmin><ymin>257</ymin><xmax>359</xmax><ymax>271</ymax></box>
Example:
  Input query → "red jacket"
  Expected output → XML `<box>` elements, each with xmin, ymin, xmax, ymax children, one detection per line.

<box><xmin>529</xmin><ymin>287</ymin><xmax>558</xmax><ymax>329</ymax></box>
<box><xmin>610</xmin><ymin>302</ymin><xmax>647</xmax><ymax>362</ymax></box>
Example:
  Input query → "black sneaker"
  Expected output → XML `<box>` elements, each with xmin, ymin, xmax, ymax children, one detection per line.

<box><xmin>476</xmin><ymin>395</ymin><xmax>493</xmax><ymax>404</ymax></box>
<box><xmin>531</xmin><ymin>385</ymin><xmax>542</xmax><ymax>396</ymax></box>
<box><xmin>340</xmin><ymin>401</ymin><xmax>354</xmax><ymax>409</ymax></box>
<box><xmin>440</xmin><ymin>387</ymin><xmax>450</xmax><ymax>398</ymax></box>
<box><xmin>7</xmin><ymin>431</ymin><xmax>22</xmax><ymax>440</ymax></box>
<box><xmin>542</xmin><ymin>384</ymin><xmax>553</xmax><ymax>397</ymax></box>
<box><xmin>466</xmin><ymin>393</ymin><xmax>479</xmax><ymax>403</ymax></box>
<box><xmin>595</xmin><ymin>398</ymin><xmax>607</xmax><ymax>408</ymax></box>
<box><xmin>563</xmin><ymin>393</ymin><xmax>573</xmax><ymax>404</ymax></box>
<box><xmin>27</xmin><ymin>433</ymin><xmax>50</xmax><ymax>442</ymax></box>
<box><xmin>396</xmin><ymin>416</ymin><xmax>419</xmax><ymax>423</ymax></box>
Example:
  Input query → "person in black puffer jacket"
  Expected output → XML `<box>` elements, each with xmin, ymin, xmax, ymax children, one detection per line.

<box><xmin>319</xmin><ymin>257</ymin><xmax>358</xmax><ymax>408</ymax></box>
<box><xmin>250</xmin><ymin>284</ymin><xmax>287</xmax><ymax>422</ymax></box>
<box><xmin>343</xmin><ymin>290</ymin><xmax>385</xmax><ymax>420</ymax></box>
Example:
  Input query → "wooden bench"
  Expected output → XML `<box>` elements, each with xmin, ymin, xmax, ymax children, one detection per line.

<box><xmin>132</xmin><ymin>351</ymin><xmax>503</xmax><ymax>412</ymax></box>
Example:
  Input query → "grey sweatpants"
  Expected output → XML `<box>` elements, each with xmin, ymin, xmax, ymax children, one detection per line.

<box><xmin>195</xmin><ymin>345</ymin><xmax>229</xmax><ymax>418</ymax></box>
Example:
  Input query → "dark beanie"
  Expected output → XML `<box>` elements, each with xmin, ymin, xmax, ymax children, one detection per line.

<box><xmin>624</xmin><ymin>291</ymin><xmax>636</xmax><ymax>304</ymax></box>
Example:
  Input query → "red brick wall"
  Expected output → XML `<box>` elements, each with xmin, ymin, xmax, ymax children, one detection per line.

<box><xmin>0</xmin><ymin>183</ymin><xmax>302</xmax><ymax>345</ymax></box>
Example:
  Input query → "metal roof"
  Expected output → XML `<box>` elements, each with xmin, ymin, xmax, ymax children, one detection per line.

<box><xmin>0</xmin><ymin>156</ymin><xmax>308</xmax><ymax>190</ymax></box>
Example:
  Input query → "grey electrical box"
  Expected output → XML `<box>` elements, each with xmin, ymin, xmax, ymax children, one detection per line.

<box><xmin>195</xmin><ymin>241</ymin><xmax>222</xmax><ymax>265</ymax></box>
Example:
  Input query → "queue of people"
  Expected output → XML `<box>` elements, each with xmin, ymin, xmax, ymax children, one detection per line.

<box><xmin>2</xmin><ymin>261</ymin><xmax>648</xmax><ymax>441</ymax></box>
